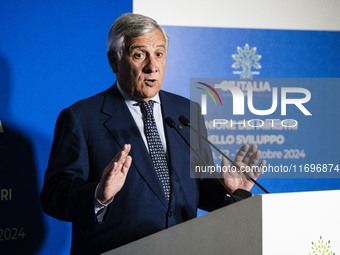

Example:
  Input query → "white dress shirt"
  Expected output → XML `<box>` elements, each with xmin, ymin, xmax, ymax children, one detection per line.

<box><xmin>116</xmin><ymin>82</ymin><xmax>167</xmax><ymax>153</ymax></box>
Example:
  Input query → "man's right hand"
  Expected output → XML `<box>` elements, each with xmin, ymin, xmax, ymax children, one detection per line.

<box><xmin>96</xmin><ymin>144</ymin><xmax>132</xmax><ymax>204</ymax></box>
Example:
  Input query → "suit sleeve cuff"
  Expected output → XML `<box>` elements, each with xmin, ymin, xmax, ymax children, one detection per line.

<box><xmin>233</xmin><ymin>189</ymin><xmax>252</xmax><ymax>198</ymax></box>
<box><xmin>94</xmin><ymin>184</ymin><xmax>114</xmax><ymax>223</ymax></box>
<box><xmin>94</xmin><ymin>183</ymin><xmax>114</xmax><ymax>206</ymax></box>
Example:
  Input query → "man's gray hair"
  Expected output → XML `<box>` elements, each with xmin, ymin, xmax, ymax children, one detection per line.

<box><xmin>107</xmin><ymin>13</ymin><xmax>169</xmax><ymax>61</ymax></box>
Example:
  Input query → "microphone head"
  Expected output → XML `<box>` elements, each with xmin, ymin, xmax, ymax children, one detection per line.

<box><xmin>179</xmin><ymin>115</ymin><xmax>190</xmax><ymax>127</ymax></box>
<box><xmin>165</xmin><ymin>117</ymin><xmax>176</xmax><ymax>128</ymax></box>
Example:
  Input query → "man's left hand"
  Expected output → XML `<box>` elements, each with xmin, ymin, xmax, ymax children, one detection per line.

<box><xmin>222</xmin><ymin>144</ymin><xmax>266</xmax><ymax>193</ymax></box>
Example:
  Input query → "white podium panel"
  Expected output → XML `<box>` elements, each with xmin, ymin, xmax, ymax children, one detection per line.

<box><xmin>262</xmin><ymin>190</ymin><xmax>340</xmax><ymax>255</ymax></box>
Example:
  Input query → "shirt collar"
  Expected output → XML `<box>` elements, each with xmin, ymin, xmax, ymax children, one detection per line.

<box><xmin>116</xmin><ymin>81</ymin><xmax>161</xmax><ymax>106</ymax></box>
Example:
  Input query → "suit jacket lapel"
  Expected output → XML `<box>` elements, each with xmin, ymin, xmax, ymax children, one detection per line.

<box><xmin>101</xmin><ymin>85</ymin><xmax>168</xmax><ymax>208</ymax></box>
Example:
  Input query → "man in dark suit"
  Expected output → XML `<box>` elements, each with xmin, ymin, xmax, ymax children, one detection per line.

<box><xmin>40</xmin><ymin>13</ymin><xmax>264</xmax><ymax>255</ymax></box>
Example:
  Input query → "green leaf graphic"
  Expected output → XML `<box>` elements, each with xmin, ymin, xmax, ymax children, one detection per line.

<box><xmin>308</xmin><ymin>236</ymin><xmax>335</xmax><ymax>255</ymax></box>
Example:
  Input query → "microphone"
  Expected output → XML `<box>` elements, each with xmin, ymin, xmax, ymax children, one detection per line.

<box><xmin>165</xmin><ymin>117</ymin><xmax>237</xmax><ymax>202</ymax></box>
<box><xmin>179</xmin><ymin>115</ymin><xmax>270</xmax><ymax>194</ymax></box>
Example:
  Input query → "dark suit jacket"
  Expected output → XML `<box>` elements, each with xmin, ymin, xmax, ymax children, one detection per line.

<box><xmin>40</xmin><ymin>84</ymin><xmax>250</xmax><ymax>254</ymax></box>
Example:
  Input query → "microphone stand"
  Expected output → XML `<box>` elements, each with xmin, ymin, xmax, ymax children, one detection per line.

<box><xmin>165</xmin><ymin>117</ymin><xmax>238</xmax><ymax>202</ymax></box>
<box><xmin>179</xmin><ymin>115</ymin><xmax>270</xmax><ymax>194</ymax></box>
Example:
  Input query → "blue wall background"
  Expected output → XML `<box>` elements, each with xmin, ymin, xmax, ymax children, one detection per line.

<box><xmin>0</xmin><ymin>1</ymin><xmax>132</xmax><ymax>254</ymax></box>
<box><xmin>1</xmin><ymin>1</ymin><xmax>339</xmax><ymax>254</ymax></box>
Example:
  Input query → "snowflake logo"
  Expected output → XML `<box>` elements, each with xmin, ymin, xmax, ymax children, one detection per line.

<box><xmin>231</xmin><ymin>43</ymin><xmax>262</xmax><ymax>79</ymax></box>
<box><xmin>309</xmin><ymin>236</ymin><xmax>335</xmax><ymax>255</ymax></box>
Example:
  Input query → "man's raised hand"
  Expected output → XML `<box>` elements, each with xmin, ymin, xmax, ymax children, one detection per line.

<box><xmin>222</xmin><ymin>144</ymin><xmax>266</xmax><ymax>193</ymax></box>
<box><xmin>96</xmin><ymin>144</ymin><xmax>132</xmax><ymax>204</ymax></box>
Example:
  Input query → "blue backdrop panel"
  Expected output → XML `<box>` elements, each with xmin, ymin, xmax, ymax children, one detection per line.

<box><xmin>161</xmin><ymin>26</ymin><xmax>340</xmax><ymax>196</ymax></box>
<box><xmin>0</xmin><ymin>1</ymin><xmax>132</xmax><ymax>254</ymax></box>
